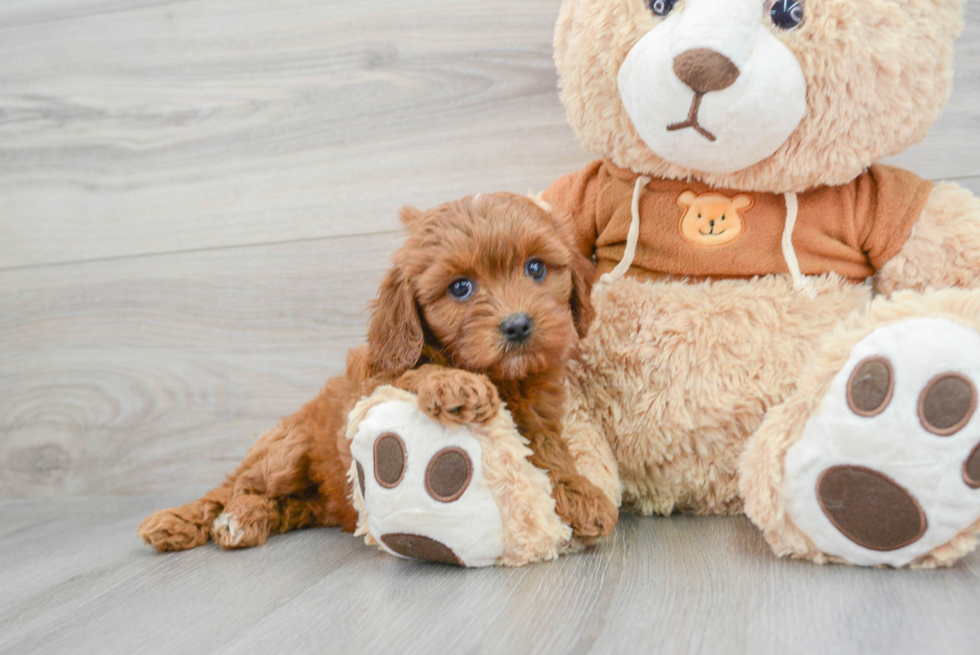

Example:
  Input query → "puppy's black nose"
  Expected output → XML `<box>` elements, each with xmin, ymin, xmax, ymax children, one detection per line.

<box><xmin>500</xmin><ymin>313</ymin><xmax>533</xmax><ymax>343</ymax></box>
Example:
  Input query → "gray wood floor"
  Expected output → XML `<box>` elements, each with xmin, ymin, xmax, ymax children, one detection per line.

<box><xmin>2</xmin><ymin>0</ymin><xmax>980</xmax><ymax>653</ymax></box>
<box><xmin>4</xmin><ymin>496</ymin><xmax>980</xmax><ymax>655</ymax></box>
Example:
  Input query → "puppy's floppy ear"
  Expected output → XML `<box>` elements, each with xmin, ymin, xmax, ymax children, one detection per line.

<box><xmin>524</xmin><ymin>193</ymin><xmax>596</xmax><ymax>338</ymax></box>
<box><xmin>367</xmin><ymin>264</ymin><xmax>424</xmax><ymax>375</ymax></box>
<box><xmin>399</xmin><ymin>206</ymin><xmax>423</xmax><ymax>228</ymax></box>
<box><xmin>568</xmin><ymin>249</ymin><xmax>596</xmax><ymax>339</ymax></box>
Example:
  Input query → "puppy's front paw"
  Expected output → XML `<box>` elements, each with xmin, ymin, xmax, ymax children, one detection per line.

<box><xmin>416</xmin><ymin>369</ymin><xmax>501</xmax><ymax>426</ymax></box>
<box><xmin>552</xmin><ymin>475</ymin><xmax>619</xmax><ymax>543</ymax></box>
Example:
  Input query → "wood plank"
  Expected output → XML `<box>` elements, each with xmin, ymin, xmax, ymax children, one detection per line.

<box><xmin>0</xmin><ymin>231</ymin><xmax>401</xmax><ymax>498</ymax></box>
<box><xmin>2</xmin><ymin>496</ymin><xmax>979</xmax><ymax>655</ymax></box>
<box><xmin>0</xmin><ymin>494</ymin><xmax>366</xmax><ymax>655</ymax></box>
<box><xmin>0</xmin><ymin>0</ymin><xmax>592</xmax><ymax>270</ymax></box>
<box><xmin>3</xmin><ymin>2</ymin><xmax>980</xmax><ymax>653</ymax></box>
<box><xmin>949</xmin><ymin>175</ymin><xmax>980</xmax><ymax>195</ymax></box>
<box><xmin>2</xmin><ymin>0</ymin><xmax>979</xmax><ymax>270</ymax></box>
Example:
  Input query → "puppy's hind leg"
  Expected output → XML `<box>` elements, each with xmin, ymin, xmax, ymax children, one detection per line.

<box><xmin>211</xmin><ymin>419</ymin><xmax>316</xmax><ymax>550</ymax></box>
<box><xmin>213</xmin><ymin>491</ymin><xmax>323</xmax><ymax>549</ymax></box>
<box><xmin>138</xmin><ymin>482</ymin><xmax>232</xmax><ymax>552</ymax></box>
<box><xmin>139</xmin><ymin>414</ymin><xmax>315</xmax><ymax>552</ymax></box>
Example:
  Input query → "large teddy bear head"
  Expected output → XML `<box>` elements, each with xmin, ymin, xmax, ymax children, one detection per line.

<box><xmin>554</xmin><ymin>0</ymin><xmax>964</xmax><ymax>193</ymax></box>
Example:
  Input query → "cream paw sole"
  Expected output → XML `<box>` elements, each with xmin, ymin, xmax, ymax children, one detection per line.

<box><xmin>345</xmin><ymin>386</ymin><xmax>572</xmax><ymax>567</ymax></box>
<box><xmin>783</xmin><ymin>317</ymin><xmax>980</xmax><ymax>567</ymax></box>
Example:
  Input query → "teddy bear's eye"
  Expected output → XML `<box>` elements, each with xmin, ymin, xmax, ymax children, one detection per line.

<box><xmin>770</xmin><ymin>0</ymin><xmax>804</xmax><ymax>30</ymax></box>
<box><xmin>648</xmin><ymin>0</ymin><xmax>677</xmax><ymax>17</ymax></box>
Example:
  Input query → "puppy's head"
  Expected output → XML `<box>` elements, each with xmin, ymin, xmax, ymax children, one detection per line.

<box><xmin>368</xmin><ymin>192</ymin><xmax>594</xmax><ymax>380</ymax></box>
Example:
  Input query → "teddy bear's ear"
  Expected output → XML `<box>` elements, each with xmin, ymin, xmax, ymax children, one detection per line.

<box><xmin>678</xmin><ymin>191</ymin><xmax>698</xmax><ymax>208</ymax></box>
<box><xmin>733</xmin><ymin>195</ymin><xmax>755</xmax><ymax>211</ymax></box>
<box><xmin>399</xmin><ymin>206</ymin><xmax>424</xmax><ymax>228</ymax></box>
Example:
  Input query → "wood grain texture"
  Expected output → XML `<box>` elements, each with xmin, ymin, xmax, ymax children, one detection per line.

<box><xmin>0</xmin><ymin>0</ymin><xmax>592</xmax><ymax>270</ymax></box>
<box><xmin>3</xmin><ymin>0</ymin><xmax>980</xmax><ymax>651</ymax></box>
<box><xmin>2</xmin><ymin>497</ymin><xmax>980</xmax><ymax>655</ymax></box>
<box><xmin>0</xmin><ymin>230</ymin><xmax>403</xmax><ymax>497</ymax></box>
<box><xmin>1</xmin><ymin>0</ymin><xmax>978</xmax><ymax>270</ymax></box>
<box><xmin>2</xmin><ymin>0</ymin><xmax>980</xmax><ymax>500</ymax></box>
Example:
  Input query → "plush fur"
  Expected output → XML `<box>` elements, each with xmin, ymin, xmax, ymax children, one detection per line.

<box><xmin>555</xmin><ymin>0</ymin><xmax>963</xmax><ymax>193</ymax></box>
<box><xmin>876</xmin><ymin>183</ymin><xmax>980</xmax><ymax>296</ymax></box>
<box><xmin>541</xmin><ymin>0</ymin><xmax>980</xmax><ymax>567</ymax></box>
<box><xmin>138</xmin><ymin>193</ymin><xmax>617</xmax><ymax>552</ymax></box>
<box><xmin>568</xmin><ymin>273</ymin><xmax>871</xmax><ymax>516</ymax></box>
<box><xmin>740</xmin><ymin>288</ymin><xmax>980</xmax><ymax>568</ymax></box>
<box><xmin>346</xmin><ymin>386</ymin><xmax>574</xmax><ymax>566</ymax></box>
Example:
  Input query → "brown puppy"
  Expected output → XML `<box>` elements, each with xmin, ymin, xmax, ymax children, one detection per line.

<box><xmin>138</xmin><ymin>193</ymin><xmax>618</xmax><ymax>553</ymax></box>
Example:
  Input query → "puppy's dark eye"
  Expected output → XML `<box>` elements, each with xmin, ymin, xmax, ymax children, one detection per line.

<box><xmin>525</xmin><ymin>259</ymin><xmax>547</xmax><ymax>282</ymax></box>
<box><xmin>448</xmin><ymin>278</ymin><xmax>475</xmax><ymax>301</ymax></box>
<box><xmin>648</xmin><ymin>0</ymin><xmax>677</xmax><ymax>17</ymax></box>
<box><xmin>770</xmin><ymin>0</ymin><xmax>804</xmax><ymax>30</ymax></box>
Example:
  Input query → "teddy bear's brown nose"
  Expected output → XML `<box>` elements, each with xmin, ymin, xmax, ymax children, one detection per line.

<box><xmin>673</xmin><ymin>48</ymin><xmax>740</xmax><ymax>94</ymax></box>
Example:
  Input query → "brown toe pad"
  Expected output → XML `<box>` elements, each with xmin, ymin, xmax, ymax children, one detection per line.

<box><xmin>817</xmin><ymin>466</ymin><xmax>927</xmax><ymax>552</ymax></box>
<box><xmin>919</xmin><ymin>373</ymin><xmax>977</xmax><ymax>437</ymax></box>
<box><xmin>964</xmin><ymin>443</ymin><xmax>980</xmax><ymax>489</ymax></box>
<box><xmin>847</xmin><ymin>357</ymin><xmax>894</xmax><ymax>417</ymax></box>
<box><xmin>381</xmin><ymin>533</ymin><xmax>463</xmax><ymax>566</ymax></box>
<box><xmin>374</xmin><ymin>433</ymin><xmax>406</xmax><ymax>488</ymax></box>
<box><xmin>425</xmin><ymin>447</ymin><xmax>472</xmax><ymax>503</ymax></box>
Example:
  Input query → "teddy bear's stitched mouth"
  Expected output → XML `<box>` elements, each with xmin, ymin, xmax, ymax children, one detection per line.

<box><xmin>666</xmin><ymin>93</ymin><xmax>717</xmax><ymax>142</ymax></box>
<box><xmin>698</xmin><ymin>228</ymin><xmax>726</xmax><ymax>237</ymax></box>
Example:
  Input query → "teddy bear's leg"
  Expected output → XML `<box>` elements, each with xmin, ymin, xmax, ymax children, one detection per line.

<box><xmin>741</xmin><ymin>288</ymin><xmax>980</xmax><ymax>567</ymax></box>
<box><xmin>573</xmin><ymin>274</ymin><xmax>871</xmax><ymax>517</ymax></box>
<box><xmin>563</xmin><ymin>359</ymin><xmax>623</xmax><ymax>510</ymax></box>
<box><xmin>400</xmin><ymin>365</ymin><xmax>616</xmax><ymax>543</ymax></box>
<box><xmin>347</xmin><ymin>385</ymin><xmax>572</xmax><ymax>567</ymax></box>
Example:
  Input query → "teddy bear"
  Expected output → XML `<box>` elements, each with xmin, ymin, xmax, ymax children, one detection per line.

<box><xmin>535</xmin><ymin>0</ymin><xmax>980</xmax><ymax>568</ymax></box>
<box><xmin>354</xmin><ymin>0</ymin><xmax>980</xmax><ymax>568</ymax></box>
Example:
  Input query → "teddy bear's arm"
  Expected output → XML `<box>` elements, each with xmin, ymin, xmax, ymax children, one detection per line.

<box><xmin>540</xmin><ymin>160</ymin><xmax>604</xmax><ymax>257</ymax></box>
<box><xmin>875</xmin><ymin>183</ymin><xmax>980</xmax><ymax>295</ymax></box>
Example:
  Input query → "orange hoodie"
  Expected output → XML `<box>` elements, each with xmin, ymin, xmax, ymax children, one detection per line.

<box><xmin>542</xmin><ymin>159</ymin><xmax>934</xmax><ymax>283</ymax></box>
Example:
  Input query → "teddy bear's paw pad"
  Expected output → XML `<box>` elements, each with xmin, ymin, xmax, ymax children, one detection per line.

<box><xmin>349</xmin><ymin>399</ymin><xmax>504</xmax><ymax>567</ymax></box>
<box><xmin>785</xmin><ymin>318</ymin><xmax>980</xmax><ymax>566</ymax></box>
<box><xmin>379</xmin><ymin>533</ymin><xmax>464</xmax><ymax>566</ymax></box>
<box><xmin>815</xmin><ymin>466</ymin><xmax>927</xmax><ymax>552</ymax></box>
<box><xmin>373</xmin><ymin>433</ymin><xmax>406</xmax><ymax>488</ymax></box>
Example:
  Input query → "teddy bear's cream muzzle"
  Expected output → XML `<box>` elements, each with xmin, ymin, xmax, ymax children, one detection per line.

<box><xmin>617</xmin><ymin>0</ymin><xmax>807</xmax><ymax>175</ymax></box>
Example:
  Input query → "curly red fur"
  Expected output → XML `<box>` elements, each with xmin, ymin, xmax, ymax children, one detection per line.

<box><xmin>138</xmin><ymin>193</ymin><xmax>616</xmax><ymax>552</ymax></box>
